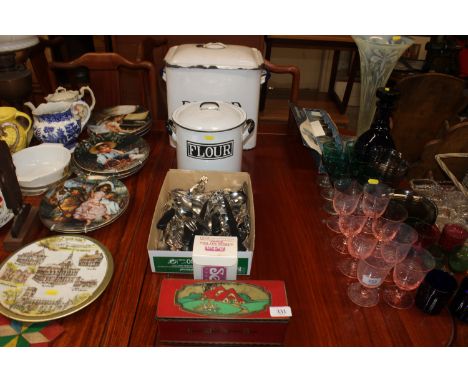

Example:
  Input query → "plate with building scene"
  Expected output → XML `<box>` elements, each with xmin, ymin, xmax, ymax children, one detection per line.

<box><xmin>87</xmin><ymin>105</ymin><xmax>152</xmax><ymax>136</ymax></box>
<box><xmin>0</xmin><ymin>235</ymin><xmax>113</xmax><ymax>322</ymax></box>
<box><xmin>39</xmin><ymin>175</ymin><xmax>130</xmax><ymax>233</ymax></box>
<box><xmin>72</xmin><ymin>133</ymin><xmax>150</xmax><ymax>176</ymax></box>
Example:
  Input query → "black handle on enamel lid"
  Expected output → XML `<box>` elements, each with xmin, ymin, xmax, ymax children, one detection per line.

<box><xmin>200</xmin><ymin>102</ymin><xmax>219</xmax><ymax>110</ymax></box>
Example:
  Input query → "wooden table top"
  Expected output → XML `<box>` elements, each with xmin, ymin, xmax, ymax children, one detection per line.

<box><xmin>0</xmin><ymin>121</ymin><xmax>466</xmax><ymax>347</ymax></box>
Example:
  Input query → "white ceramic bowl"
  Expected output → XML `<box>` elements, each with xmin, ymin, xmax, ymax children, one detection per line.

<box><xmin>13</xmin><ymin>143</ymin><xmax>71</xmax><ymax>189</ymax></box>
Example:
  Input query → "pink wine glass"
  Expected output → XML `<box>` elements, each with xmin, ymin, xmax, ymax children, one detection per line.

<box><xmin>332</xmin><ymin>179</ymin><xmax>363</xmax><ymax>216</ymax></box>
<box><xmin>380</xmin><ymin>223</ymin><xmax>418</xmax><ymax>265</ymax></box>
<box><xmin>347</xmin><ymin>252</ymin><xmax>393</xmax><ymax>307</ymax></box>
<box><xmin>372</xmin><ymin>200</ymin><xmax>408</xmax><ymax>244</ymax></box>
<box><xmin>324</xmin><ymin>215</ymin><xmax>340</xmax><ymax>233</ymax></box>
<box><xmin>383</xmin><ymin>246</ymin><xmax>435</xmax><ymax>309</ymax></box>
<box><xmin>361</xmin><ymin>183</ymin><xmax>392</xmax><ymax>234</ymax></box>
<box><xmin>332</xmin><ymin>212</ymin><xmax>368</xmax><ymax>255</ymax></box>
<box><xmin>338</xmin><ymin>232</ymin><xmax>378</xmax><ymax>278</ymax></box>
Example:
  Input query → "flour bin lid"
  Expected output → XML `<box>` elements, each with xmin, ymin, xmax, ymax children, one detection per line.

<box><xmin>172</xmin><ymin>101</ymin><xmax>247</xmax><ymax>132</ymax></box>
<box><xmin>164</xmin><ymin>43</ymin><xmax>264</xmax><ymax>70</ymax></box>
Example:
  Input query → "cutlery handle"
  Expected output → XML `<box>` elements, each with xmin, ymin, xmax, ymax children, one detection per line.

<box><xmin>157</xmin><ymin>208</ymin><xmax>175</xmax><ymax>230</ymax></box>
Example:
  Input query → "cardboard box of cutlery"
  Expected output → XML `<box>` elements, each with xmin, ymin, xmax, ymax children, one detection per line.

<box><xmin>147</xmin><ymin>169</ymin><xmax>255</xmax><ymax>274</ymax></box>
<box><xmin>156</xmin><ymin>278</ymin><xmax>291</xmax><ymax>345</ymax></box>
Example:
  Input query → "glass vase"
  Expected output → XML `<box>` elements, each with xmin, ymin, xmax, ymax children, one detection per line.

<box><xmin>353</xmin><ymin>35</ymin><xmax>413</xmax><ymax>136</ymax></box>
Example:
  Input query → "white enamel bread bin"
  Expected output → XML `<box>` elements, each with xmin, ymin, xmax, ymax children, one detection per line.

<box><xmin>164</xmin><ymin>42</ymin><xmax>265</xmax><ymax>150</ymax></box>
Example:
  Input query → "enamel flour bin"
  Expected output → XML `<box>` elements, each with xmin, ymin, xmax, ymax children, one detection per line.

<box><xmin>167</xmin><ymin>101</ymin><xmax>254</xmax><ymax>172</ymax></box>
<box><xmin>164</xmin><ymin>42</ymin><xmax>265</xmax><ymax>149</ymax></box>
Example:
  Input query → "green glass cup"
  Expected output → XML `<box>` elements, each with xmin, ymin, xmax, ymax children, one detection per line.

<box><xmin>448</xmin><ymin>244</ymin><xmax>468</xmax><ymax>273</ymax></box>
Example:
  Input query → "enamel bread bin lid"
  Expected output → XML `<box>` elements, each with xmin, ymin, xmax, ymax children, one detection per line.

<box><xmin>164</xmin><ymin>42</ymin><xmax>264</xmax><ymax>70</ymax></box>
<box><xmin>172</xmin><ymin>101</ymin><xmax>247</xmax><ymax>132</ymax></box>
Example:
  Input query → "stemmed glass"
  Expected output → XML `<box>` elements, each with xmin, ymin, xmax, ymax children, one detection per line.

<box><xmin>347</xmin><ymin>252</ymin><xmax>394</xmax><ymax>307</ymax></box>
<box><xmin>339</xmin><ymin>231</ymin><xmax>378</xmax><ymax>278</ymax></box>
<box><xmin>361</xmin><ymin>183</ymin><xmax>392</xmax><ymax>234</ymax></box>
<box><xmin>330</xmin><ymin>179</ymin><xmax>363</xmax><ymax>254</ymax></box>
<box><xmin>379</xmin><ymin>223</ymin><xmax>418</xmax><ymax>283</ymax></box>
<box><xmin>321</xmin><ymin>141</ymin><xmax>351</xmax><ymax>215</ymax></box>
<box><xmin>332</xmin><ymin>178</ymin><xmax>363</xmax><ymax>216</ymax></box>
<box><xmin>383</xmin><ymin>246</ymin><xmax>436</xmax><ymax>309</ymax></box>
<box><xmin>372</xmin><ymin>200</ymin><xmax>408</xmax><ymax>245</ymax></box>
<box><xmin>332</xmin><ymin>212</ymin><xmax>368</xmax><ymax>255</ymax></box>
<box><xmin>380</xmin><ymin>223</ymin><xmax>418</xmax><ymax>265</ymax></box>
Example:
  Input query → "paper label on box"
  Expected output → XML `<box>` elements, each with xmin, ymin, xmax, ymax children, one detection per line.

<box><xmin>194</xmin><ymin>236</ymin><xmax>238</xmax><ymax>257</ymax></box>
<box><xmin>269</xmin><ymin>306</ymin><xmax>292</xmax><ymax>317</ymax></box>
<box><xmin>202</xmin><ymin>266</ymin><xmax>227</xmax><ymax>280</ymax></box>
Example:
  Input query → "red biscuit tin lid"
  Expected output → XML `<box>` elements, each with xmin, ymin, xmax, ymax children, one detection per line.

<box><xmin>156</xmin><ymin>279</ymin><xmax>289</xmax><ymax>321</ymax></box>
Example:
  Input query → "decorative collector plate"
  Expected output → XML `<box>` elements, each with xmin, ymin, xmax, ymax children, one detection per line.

<box><xmin>72</xmin><ymin>133</ymin><xmax>150</xmax><ymax>176</ymax></box>
<box><xmin>0</xmin><ymin>235</ymin><xmax>113</xmax><ymax>322</ymax></box>
<box><xmin>87</xmin><ymin>105</ymin><xmax>151</xmax><ymax>136</ymax></box>
<box><xmin>39</xmin><ymin>176</ymin><xmax>129</xmax><ymax>233</ymax></box>
<box><xmin>0</xmin><ymin>189</ymin><xmax>14</xmax><ymax>229</ymax></box>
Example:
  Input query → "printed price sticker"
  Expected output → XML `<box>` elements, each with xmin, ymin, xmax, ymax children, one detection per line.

<box><xmin>362</xmin><ymin>275</ymin><xmax>381</xmax><ymax>286</ymax></box>
<box><xmin>269</xmin><ymin>306</ymin><xmax>292</xmax><ymax>317</ymax></box>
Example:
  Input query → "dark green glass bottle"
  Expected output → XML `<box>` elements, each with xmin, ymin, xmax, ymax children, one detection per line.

<box><xmin>354</xmin><ymin>87</ymin><xmax>399</xmax><ymax>161</ymax></box>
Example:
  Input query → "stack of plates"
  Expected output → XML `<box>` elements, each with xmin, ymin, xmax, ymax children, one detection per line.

<box><xmin>71</xmin><ymin>133</ymin><xmax>150</xmax><ymax>179</ymax></box>
<box><xmin>87</xmin><ymin>105</ymin><xmax>152</xmax><ymax>137</ymax></box>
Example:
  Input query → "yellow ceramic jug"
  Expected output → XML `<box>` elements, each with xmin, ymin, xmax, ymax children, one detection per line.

<box><xmin>0</xmin><ymin>106</ymin><xmax>32</xmax><ymax>152</ymax></box>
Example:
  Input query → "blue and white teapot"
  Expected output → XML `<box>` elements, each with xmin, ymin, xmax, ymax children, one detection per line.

<box><xmin>24</xmin><ymin>100</ymin><xmax>90</xmax><ymax>150</ymax></box>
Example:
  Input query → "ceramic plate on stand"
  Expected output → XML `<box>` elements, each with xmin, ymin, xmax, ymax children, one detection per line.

<box><xmin>87</xmin><ymin>105</ymin><xmax>152</xmax><ymax>136</ymax></box>
<box><xmin>39</xmin><ymin>175</ymin><xmax>129</xmax><ymax>233</ymax></box>
<box><xmin>0</xmin><ymin>189</ymin><xmax>14</xmax><ymax>229</ymax></box>
<box><xmin>0</xmin><ymin>235</ymin><xmax>113</xmax><ymax>322</ymax></box>
<box><xmin>72</xmin><ymin>133</ymin><xmax>150</xmax><ymax>177</ymax></box>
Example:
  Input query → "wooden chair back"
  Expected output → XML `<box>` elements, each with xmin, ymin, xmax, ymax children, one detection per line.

<box><xmin>48</xmin><ymin>52</ymin><xmax>158</xmax><ymax>126</ymax></box>
<box><xmin>136</xmin><ymin>37</ymin><xmax>169</xmax><ymax>121</ymax></box>
<box><xmin>391</xmin><ymin>73</ymin><xmax>466</xmax><ymax>163</ymax></box>
<box><xmin>261</xmin><ymin>59</ymin><xmax>300</xmax><ymax>130</ymax></box>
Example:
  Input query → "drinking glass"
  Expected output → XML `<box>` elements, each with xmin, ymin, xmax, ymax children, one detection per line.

<box><xmin>317</xmin><ymin>136</ymin><xmax>336</xmax><ymax>189</ymax></box>
<box><xmin>383</xmin><ymin>246</ymin><xmax>436</xmax><ymax>309</ymax></box>
<box><xmin>324</xmin><ymin>215</ymin><xmax>340</xmax><ymax>233</ymax></box>
<box><xmin>332</xmin><ymin>212</ymin><xmax>368</xmax><ymax>255</ymax></box>
<box><xmin>333</xmin><ymin>179</ymin><xmax>363</xmax><ymax>216</ymax></box>
<box><xmin>448</xmin><ymin>243</ymin><xmax>468</xmax><ymax>273</ymax></box>
<box><xmin>347</xmin><ymin>252</ymin><xmax>393</xmax><ymax>307</ymax></box>
<box><xmin>379</xmin><ymin>223</ymin><xmax>418</xmax><ymax>265</ymax></box>
<box><xmin>361</xmin><ymin>183</ymin><xmax>392</xmax><ymax>233</ymax></box>
<box><xmin>372</xmin><ymin>200</ymin><xmax>408</xmax><ymax>243</ymax></box>
<box><xmin>321</xmin><ymin>141</ymin><xmax>350</xmax><ymax>214</ymax></box>
<box><xmin>438</xmin><ymin>223</ymin><xmax>468</xmax><ymax>253</ymax></box>
<box><xmin>339</xmin><ymin>232</ymin><xmax>378</xmax><ymax>278</ymax></box>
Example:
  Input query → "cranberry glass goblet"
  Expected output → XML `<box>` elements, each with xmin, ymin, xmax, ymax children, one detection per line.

<box><xmin>383</xmin><ymin>246</ymin><xmax>435</xmax><ymax>309</ymax></box>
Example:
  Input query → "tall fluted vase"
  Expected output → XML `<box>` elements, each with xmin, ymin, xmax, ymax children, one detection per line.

<box><xmin>353</xmin><ymin>35</ymin><xmax>413</xmax><ymax>136</ymax></box>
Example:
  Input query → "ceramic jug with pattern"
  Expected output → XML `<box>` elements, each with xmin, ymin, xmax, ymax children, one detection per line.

<box><xmin>24</xmin><ymin>100</ymin><xmax>90</xmax><ymax>150</ymax></box>
<box><xmin>0</xmin><ymin>106</ymin><xmax>32</xmax><ymax>153</ymax></box>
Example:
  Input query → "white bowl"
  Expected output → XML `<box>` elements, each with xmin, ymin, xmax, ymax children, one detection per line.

<box><xmin>13</xmin><ymin>143</ymin><xmax>71</xmax><ymax>189</ymax></box>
